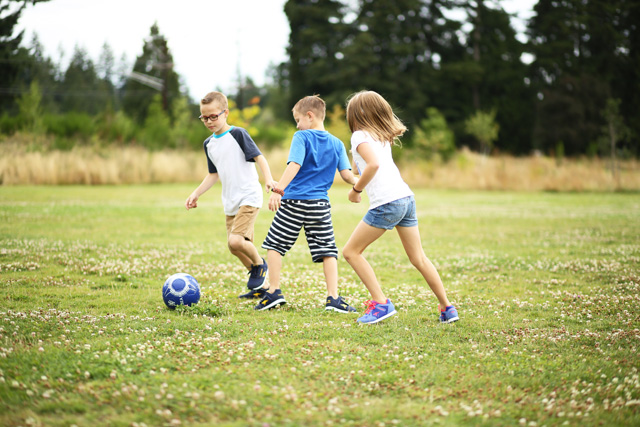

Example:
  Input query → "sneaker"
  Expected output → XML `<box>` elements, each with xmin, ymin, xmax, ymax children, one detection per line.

<box><xmin>325</xmin><ymin>296</ymin><xmax>357</xmax><ymax>313</ymax></box>
<box><xmin>357</xmin><ymin>299</ymin><xmax>397</xmax><ymax>324</ymax></box>
<box><xmin>439</xmin><ymin>305</ymin><xmax>459</xmax><ymax>323</ymax></box>
<box><xmin>247</xmin><ymin>258</ymin><xmax>268</xmax><ymax>290</ymax></box>
<box><xmin>238</xmin><ymin>288</ymin><xmax>266</xmax><ymax>299</ymax></box>
<box><xmin>254</xmin><ymin>289</ymin><xmax>286</xmax><ymax>311</ymax></box>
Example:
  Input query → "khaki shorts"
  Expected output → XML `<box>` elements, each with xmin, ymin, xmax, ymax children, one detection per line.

<box><xmin>225</xmin><ymin>205</ymin><xmax>260</xmax><ymax>242</ymax></box>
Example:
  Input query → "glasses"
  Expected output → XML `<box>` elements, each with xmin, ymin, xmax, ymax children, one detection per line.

<box><xmin>199</xmin><ymin>110</ymin><xmax>227</xmax><ymax>122</ymax></box>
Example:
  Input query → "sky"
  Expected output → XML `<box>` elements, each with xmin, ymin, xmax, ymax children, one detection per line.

<box><xmin>16</xmin><ymin>0</ymin><xmax>537</xmax><ymax>101</ymax></box>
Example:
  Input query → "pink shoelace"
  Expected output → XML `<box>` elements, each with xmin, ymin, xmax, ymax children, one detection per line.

<box><xmin>363</xmin><ymin>300</ymin><xmax>377</xmax><ymax>314</ymax></box>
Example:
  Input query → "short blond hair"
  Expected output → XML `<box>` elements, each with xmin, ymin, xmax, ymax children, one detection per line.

<box><xmin>346</xmin><ymin>90</ymin><xmax>406</xmax><ymax>146</ymax></box>
<box><xmin>201</xmin><ymin>91</ymin><xmax>228</xmax><ymax>109</ymax></box>
<box><xmin>292</xmin><ymin>95</ymin><xmax>326</xmax><ymax>120</ymax></box>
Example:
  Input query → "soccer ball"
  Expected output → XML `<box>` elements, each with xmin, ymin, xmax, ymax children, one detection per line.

<box><xmin>162</xmin><ymin>273</ymin><xmax>201</xmax><ymax>309</ymax></box>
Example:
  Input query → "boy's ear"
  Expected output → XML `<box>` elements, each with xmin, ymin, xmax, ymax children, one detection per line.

<box><xmin>307</xmin><ymin>111</ymin><xmax>314</xmax><ymax>120</ymax></box>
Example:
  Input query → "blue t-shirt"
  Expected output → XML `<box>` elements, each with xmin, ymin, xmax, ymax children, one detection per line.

<box><xmin>284</xmin><ymin>130</ymin><xmax>351</xmax><ymax>201</ymax></box>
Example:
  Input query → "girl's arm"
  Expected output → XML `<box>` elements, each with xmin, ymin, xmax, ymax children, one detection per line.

<box><xmin>268</xmin><ymin>162</ymin><xmax>301</xmax><ymax>211</ymax></box>
<box><xmin>348</xmin><ymin>143</ymin><xmax>379</xmax><ymax>203</ymax></box>
<box><xmin>185</xmin><ymin>173</ymin><xmax>219</xmax><ymax>210</ymax></box>
<box><xmin>254</xmin><ymin>154</ymin><xmax>277</xmax><ymax>192</ymax></box>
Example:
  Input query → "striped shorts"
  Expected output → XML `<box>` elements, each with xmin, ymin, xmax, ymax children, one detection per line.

<box><xmin>261</xmin><ymin>199</ymin><xmax>338</xmax><ymax>263</ymax></box>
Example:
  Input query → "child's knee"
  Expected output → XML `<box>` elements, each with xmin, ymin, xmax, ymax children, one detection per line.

<box><xmin>227</xmin><ymin>234</ymin><xmax>244</xmax><ymax>252</ymax></box>
<box><xmin>342</xmin><ymin>246</ymin><xmax>356</xmax><ymax>262</ymax></box>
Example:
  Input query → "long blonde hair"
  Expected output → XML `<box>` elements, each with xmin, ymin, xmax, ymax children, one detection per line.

<box><xmin>346</xmin><ymin>90</ymin><xmax>407</xmax><ymax>145</ymax></box>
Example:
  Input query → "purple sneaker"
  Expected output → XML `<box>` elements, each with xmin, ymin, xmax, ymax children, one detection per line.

<box><xmin>439</xmin><ymin>305</ymin><xmax>459</xmax><ymax>323</ymax></box>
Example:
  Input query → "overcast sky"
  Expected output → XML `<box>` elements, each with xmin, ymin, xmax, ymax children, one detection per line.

<box><xmin>17</xmin><ymin>0</ymin><xmax>536</xmax><ymax>101</ymax></box>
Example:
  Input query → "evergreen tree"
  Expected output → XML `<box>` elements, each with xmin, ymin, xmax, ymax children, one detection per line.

<box><xmin>121</xmin><ymin>23</ymin><xmax>182</xmax><ymax>123</ymax></box>
<box><xmin>58</xmin><ymin>45</ymin><xmax>102</xmax><ymax>114</ymax></box>
<box><xmin>528</xmin><ymin>0</ymin><xmax>637</xmax><ymax>155</ymax></box>
<box><xmin>441</xmin><ymin>1</ymin><xmax>533</xmax><ymax>153</ymax></box>
<box><xmin>283</xmin><ymin>0</ymin><xmax>349</xmax><ymax>109</ymax></box>
<box><xmin>96</xmin><ymin>42</ymin><xmax>117</xmax><ymax>110</ymax></box>
<box><xmin>0</xmin><ymin>0</ymin><xmax>51</xmax><ymax>110</ymax></box>
<box><xmin>339</xmin><ymin>0</ymin><xmax>465</xmax><ymax>132</ymax></box>
<box><xmin>9</xmin><ymin>33</ymin><xmax>58</xmax><ymax>112</ymax></box>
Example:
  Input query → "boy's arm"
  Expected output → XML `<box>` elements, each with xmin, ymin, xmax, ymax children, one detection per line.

<box><xmin>339</xmin><ymin>169</ymin><xmax>357</xmax><ymax>186</ymax></box>
<box><xmin>348</xmin><ymin>143</ymin><xmax>379</xmax><ymax>203</ymax></box>
<box><xmin>185</xmin><ymin>173</ymin><xmax>219</xmax><ymax>210</ymax></box>
<box><xmin>253</xmin><ymin>154</ymin><xmax>277</xmax><ymax>193</ymax></box>
<box><xmin>268</xmin><ymin>162</ymin><xmax>301</xmax><ymax>211</ymax></box>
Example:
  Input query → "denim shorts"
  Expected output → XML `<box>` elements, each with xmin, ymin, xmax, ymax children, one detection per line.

<box><xmin>363</xmin><ymin>196</ymin><xmax>418</xmax><ymax>230</ymax></box>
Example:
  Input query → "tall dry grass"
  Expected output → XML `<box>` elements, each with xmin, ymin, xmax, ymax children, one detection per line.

<box><xmin>399</xmin><ymin>148</ymin><xmax>640</xmax><ymax>191</ymax></box>
<box><xmin>1</xmin><ymin>137</ymin><xmax>638</xmax><ymax>191</ymax></box>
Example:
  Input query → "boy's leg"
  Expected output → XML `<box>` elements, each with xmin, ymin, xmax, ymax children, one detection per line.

<box><xmin>322</xmin><ymin>256</ymin><xmax>338</xmax><ymax>299</ymax></box>
<box><xmin>396</xmin><ymin>225</ymin><xmax>451</xmax><ymax>308</ymax></box>
<box><xmin>226</xmin><ymin>206</ymin><xmax>264</xmax><ymax>269</ymax></box>
<box><xmin>228</xmin><ymin>234</ymin><xmax>262</xmax><ymax>267</ymax></box>
<box><xmin>301</xmin><ymin>200</ymin><xmax>342</xmax><ymax>299</ymax></box>
<box><xmin>262</xmin><ymin>200</ymin><xmax>303</xmax><ymax>292</ymax></box>
<box><xmin>266</xmin><ymin>249</ymin><xmax>282</xmax><ymax>292</ymax></box>
<box><xmin>342</xmin><ymin>221</ymin><xmax>387</xmax><ymax>303</ymax></box>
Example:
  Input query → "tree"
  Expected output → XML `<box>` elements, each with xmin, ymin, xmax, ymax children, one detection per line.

<box><xmin>413</xmin><ymin>107</ymin><xmax>456</xmax><ymax>161</ymax></box>
<box><xmin>16</xmin><ymin>79</ymin><xmax>43</xmax><ymax>133</ymax></box>
<box><xmin>0</xmin><ymin>0</ymin><xmax>51</xmax><ymax>110</ymax></box>
<box><xmin>464</xmin><ymin>109</ymin><xmax>498</xmax><ymax>155</ymax></box>
<box><xmin>600</xmin><ymin>98</ymin><xmax>630</xmax><ymax>180</ymax></box>
<box><xmin>58</xmin><ymin>45</ymin><xmax>102</xmax><ymax>114</ymax></box>
<box><xmin>340</xmin><ymin>0</ymin><xmax>464</xmax><ymax>129</ymax></box>
<box><xmin>283</xmin><ymin>0</ymin><xmax>349</xmax><ymax>109</ymax></box>
<box><xmin>441</xmin><ymin>0</ymin><xmax>533</xmax><ymax>153</ymax></box>
<box><xmin>121</xmin><ymin>23</ymin><xmax>183</xmax><ymax>123</ymax></box>
<box><xmin>528</xmin><ymin>0</ymin><xmax>638</xmax><ymax>156</ymax></box>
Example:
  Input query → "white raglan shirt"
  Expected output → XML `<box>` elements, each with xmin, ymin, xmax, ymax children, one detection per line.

<box><xmin>350</xmin><ymin>130</ymin><xmax>413</xmax><ymax>210</ymax></box>
<box><xmin>204</xmin><ymin>126</ymin><xmax>263</xmax><ymax>216</ymax></box>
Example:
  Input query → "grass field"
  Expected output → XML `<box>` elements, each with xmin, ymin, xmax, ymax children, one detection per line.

<box><xmin>0</xmin><ymin>184</ymin><xmax>639</xmax><ymax>426</ymax></box>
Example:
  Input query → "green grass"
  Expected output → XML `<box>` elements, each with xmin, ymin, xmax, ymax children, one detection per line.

<box><xmin>0</xmin><ymin>184</ymin><xmax>639</xmax><ymax>426</ymax></box>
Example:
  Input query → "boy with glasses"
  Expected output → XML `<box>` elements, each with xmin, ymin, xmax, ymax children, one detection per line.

<box><xmin>257</xmin><ymin>95</ymin><xmax>358</xmax><ymax>313</ymax></box>
<box><xmin>186</xmin><ymin>91</ymin><xmax>276</xmax><ymax>298</ymax></box>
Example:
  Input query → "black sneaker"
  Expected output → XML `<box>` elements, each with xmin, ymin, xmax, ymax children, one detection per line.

<box><xmin>238</xmin><ymin>288</ymin><xmax>267</xmax><ymax>299</ymax></box>
<box><xmin>325</xmin><ymin>296</ymin><xmax>357</xmax><ymax>313</ymax></box>
<box><xmin>254</xmin><ymin>289</ymin><xmax>286</xmax><ymax>311</ymax></box>
<box><xmin>247</xmin><ymin>258</ymin><xmax>268</xmax><ymax>290</ymax></box>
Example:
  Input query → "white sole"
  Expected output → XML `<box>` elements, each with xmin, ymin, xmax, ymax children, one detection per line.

<box><xmin>358</xmin><ymin>309</ymin><xmax>397</xmax><ymax>324</ymax></box>
<box><xmin>248</xmin><ymin>282</ymin><xmax>267</xmax><ymax>291</ymax></box>
<box><xmin>257</xmin><ymin>299</ymin><xmax>286</xmax><ymax>311</ymax></box>
<box><xmin>442</xmin><ymin>316</ymin><xmax>459</xmax><ymax>323</ymax></box>
<box><xmin>325</xmin><ymin>306</ymin><xmax>356</xmax><ymax>314</ymax></box>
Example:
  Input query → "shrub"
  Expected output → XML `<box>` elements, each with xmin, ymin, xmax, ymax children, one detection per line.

<box><xmin>43</xmin><ymin>112</ymin><xmax>96</xmax><ymax>141</ymax></box>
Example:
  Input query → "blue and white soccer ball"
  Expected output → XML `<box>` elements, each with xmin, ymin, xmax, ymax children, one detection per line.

<box><xmin>162</xmin><ymin>273</ymin><xmax>201</xmax><ymax>309</ymax></box>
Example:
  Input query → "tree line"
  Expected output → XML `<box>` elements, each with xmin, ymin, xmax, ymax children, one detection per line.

<box><xmin>1</xmin><ymin>0</ymin><xmax>637</xmax><ymax>159</ymax></box>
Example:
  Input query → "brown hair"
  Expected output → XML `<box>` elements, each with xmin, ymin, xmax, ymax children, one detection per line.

<box><xmin>292</xmin><ymin>95</ymin><xmax>326</xmax><ymax>120</ymax></box>
<box><xmin>345</xmin><ymin>90</ymin><xmax>407</xmax><ymax>145</ymax></box>
<box><xmin>201</xmin><ymin>91</ymin><xmax>228</xmax><ymax>109</ymax></box>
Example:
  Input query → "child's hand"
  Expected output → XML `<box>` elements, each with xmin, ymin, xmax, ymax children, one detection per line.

<box><xmin>348</xmin><ymin>188</ymin><xmax>361</xmax><ymax>203</ymax></box>
<box><xmin>268</xmin><ymin>192</ymin><xmax>282</xmax><ymax>211</ymax></box>
<box><xmin>185</xmin><ymin>194</ymin><xmax>199</xmax><ymax>210</ymax></box>
<box><xmin>265</xmin><ymin>180</ymin><xmax>278</xmax><ymax>193</ymax></box>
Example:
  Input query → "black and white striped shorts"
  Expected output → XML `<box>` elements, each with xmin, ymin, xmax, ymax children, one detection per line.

<box><xmin>261</xmin><ymin>199</ymin><xmax>338</xmax><ymax>263</ymax></box>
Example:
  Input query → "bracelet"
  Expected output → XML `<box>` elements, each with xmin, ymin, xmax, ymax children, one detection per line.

<box><xmin>352</xmin><ymin>185</ymin><xmax>362</xmax><ymax>193</ymax></box>
<box><xmin>272</xmin><ymin>187</ymin><xmax>284</xmax><ymax>196</ymax></box>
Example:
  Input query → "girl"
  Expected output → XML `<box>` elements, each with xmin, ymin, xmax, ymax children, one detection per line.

<box><xmin>342</xmin><ymin>90</ymin><xmax>458</xmax><ymax>324</ymax></box>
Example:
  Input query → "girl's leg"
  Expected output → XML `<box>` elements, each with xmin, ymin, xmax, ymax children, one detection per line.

<box><xmin>342</xmin><ymin>221</ymin><xmax>387</xmax><ymax>303</ymax></box>
<box><xmin>396</xmin><ymin>226</ymin><xmax>451</xmax><ymax>308</ymax></box>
